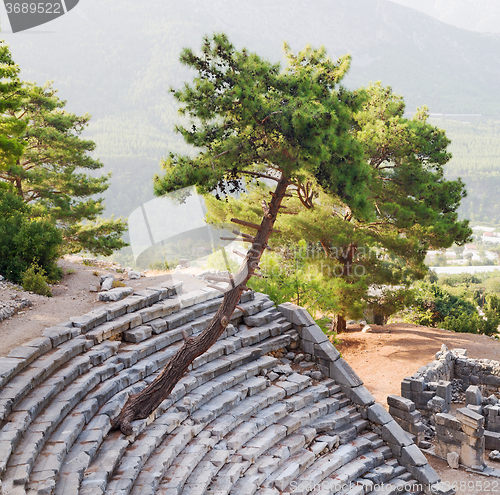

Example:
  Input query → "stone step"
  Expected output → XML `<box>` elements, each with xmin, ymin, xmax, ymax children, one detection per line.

<box><xmin>0</xmin><ymin>337</ymin><xmax>96</xmax><ymax>424</ymax></box>
<box><xmin>133</xmin><ymin>374</ymin><xmax>316</xmax><ymax>490</ymax></box>
<box><xmin>266</xmin><ymin>449</ymin><xmax>317</xmax><ymax>491</ymax></box>
<box><xmin>128</xmin><ymin>425</ymin><xmax>195</xmax><ymax>495</ymax></box>
<box><xmin>156</xmin><ymin>435</ymin><xmax>217</xmax><ymax>493</ymax></box>
<box><xmin>208</xmin><ymin>386</ymin><xmax>348</xmax><ymax>492</ymax></box>
<box><xmin>98</xmin><ymin>357</ymin><xmax>276</xmax><ymax>495</ymax></box>
<box><xmin>0</xmin><ymin>343</ymin><xmax>120</xmax><ymax>479</ymax></box>
<box><xmin>243</xmin><ymin>308</ymin><xmax>282</xmax><ymax>327</ymax></box>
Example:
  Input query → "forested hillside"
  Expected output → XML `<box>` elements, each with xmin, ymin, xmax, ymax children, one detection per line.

<box><xmin>1</xmin><ymin>0</ymin><xmax>499</xmax><ymax>223</ymax></box>
<box><xmin>437</xmin><ymin>120</ymin><xmax>500</xmax><ymax>224</ymax></box>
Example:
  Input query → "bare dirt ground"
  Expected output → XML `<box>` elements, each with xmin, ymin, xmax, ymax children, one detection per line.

<box><xmin>1</xmin><ymin>257</ymin><xmax>500</xmax><ymax>493</ymax></box>
<box><xmin>337</xmin><ymin>322</ymin><xmax>500</xmax><ymax>407</ymax></box>
<box><xmin>337</xmin><ymin>324</ymin><xmax>500</xmax><ymax>494</ymax></box>
<box><xmin>0</xmin><ymin>256</ymin><xmax>206</xmax><ymax>358</ymax></box>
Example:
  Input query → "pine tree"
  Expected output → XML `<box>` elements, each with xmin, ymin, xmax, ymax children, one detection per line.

<box><xmin>0</xmin><ymin>45</ymin><xmax>127</xmax><ymax>256</ymax></box>
<box><xmin>112</xmin><ymin>34</ymin><xmax>372</xmax><ymax>434</ymax></box>
<box><xmin>206</xmin><ymin>82</ymin><xmax>472</xmax><ymax>331</ymax></box>
<box><xmin>0</xmin><ymin>42</ymin><xmax>26</xmax><ymax>173</ymax></box>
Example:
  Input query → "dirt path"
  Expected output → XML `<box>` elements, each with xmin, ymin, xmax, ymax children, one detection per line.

<box><xmin>337</xmin><ymin>322</ymin><xmax>500</xmax><ymax>407</ymax></box>
<box><xmin>0</xmin><ymin>257</ymin><xmax>206</xmax><ymax>357</ymax></box>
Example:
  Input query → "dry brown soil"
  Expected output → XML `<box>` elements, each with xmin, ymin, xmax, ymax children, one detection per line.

<box><xmin>2</xmin><ymin>258</ymin><xmax>500</xmax><ymax>493</ymax></box>
<box><xmin>0</xmin><ymin>256</ymin><xmax>206</xmax><ymax>358</ymax></box>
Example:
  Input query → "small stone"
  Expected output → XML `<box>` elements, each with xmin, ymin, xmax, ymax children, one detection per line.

<box><xmin>128</xmin><ymin>271</ymin><xmax>142</xmax><ymax>279</ymax></box>
<box><xmin>101</xmin><ymin>277</ymin><xmax>114</xmax><ymax>291</ymax></box>
<box><xmin>304</xmin><ymin>354</ymin><xmax>312</xmax><ymax>362</ymax></box>
<box><xmin>311</xmin><ymin>371</ymin><xmax>323</xmax><ymax>381</ymax></box>
<box><xmin>299</xmin><ymin>362</ymin><xmax>315</xmax><ymax>369</ymax></box>
<box><xmin>447</xmin><ymin>451</ymin><xmax>459</xmax><ymax>469</ymax></box>
<box><xmin>418</xmin><ymin>441</ymin><xmax>432</xmax><ymax>450</ymax></box>
<box><xmin>362</xmin><ymin>325</ymin><xmax>372</xmax><ymax>333</ymax></box>
<box><xmin>285</xmin><ymin>352</ymin><xmax>295</xmax><ymax>360</ymax></box>
<box><xmin>293</xmin><ymin>354</ymin><xmax>305</xmax><ymax>364</ymax></box>
<box><xmin>489</xmin><ymin>450</ymin><xmax>500</xmax><ymax>462</ymax></box>
<box><xmin>89</xmin><ymin>285</ymin><xmax>98</xmax><ymax>292</ymax></box>
<box><xmin>268</xmin><ymin>372</ymin><xmax>279</xmax><ymax>382</ymax></box>
<box><xmin>274</xmin><ymin>364</ymin><xmax>293</xmax><ymax>375</ymax></box>
<box><xmin>280</xmin><ymin>358</ymin><xmax>291</xmax><ymax>365</ymax></box>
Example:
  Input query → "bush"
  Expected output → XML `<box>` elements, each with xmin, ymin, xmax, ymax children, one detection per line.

<box><xmin>0</xmin><ymin>189</ymin><xmax>62</xmax><ymax>283</ymax></box>
<box><xmin>21</xmin><ymin>264</ymin><xmax>52</xmax><ymax>296</ymax></box>
<box><xmin>408</xmin><ymin>281</ymin><xmax>500</xmax><ymax>336</ymax></box>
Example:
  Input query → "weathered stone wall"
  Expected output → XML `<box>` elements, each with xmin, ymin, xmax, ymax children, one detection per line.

<box><xmin>387</xmin><ymin>395</ymin><xmax>426</xmax><ymax>445</ymax></box>
<box><xmin>435</xmin><ymin>408</ymin><xmax>486</xmax><ymax>471</ymax></box>
<box><xmin>454</xmin><ymin>355</ymin><xmax>500</xmax><ymax>394</ymax></box>
<box><xmin>402</xmin><ymin>345</ymin><xmax>500</xmax><ymax>412</ymax></box>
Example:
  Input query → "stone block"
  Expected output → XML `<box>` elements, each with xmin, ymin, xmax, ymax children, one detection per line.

<box><xmin>456</xmin><ymin>407</ymin><xmax>484</xmax><ymax>429</ymax></box>
<box><xmin>276</xmin><ymin>303</ymin><xmax>315</xmax><ymax>327</ymax></box>
<box><xmin>389</xmin><ymin>407</ymin><xmax>421</xmax><ymax>424</ymax></box>
<box><xmin>346</xmin><ymin>385</ymin><xmax>375</xmax><ymax>407</ymax></box>
<box><xmin>105</xmin><ymin>301</ymin><xmax>129</xmax><ymax>320</ymax></box>
<box><xmin>435</xmin><ymin>424</ymin><xmax>465</xmax><ymax>444</ymax></box>
<box><xmin>410</xmin><ymin>378</ymin><xmax>425</xmax><ymax>392</ymax></box>
<box><xmin>98</xmin><ymin>287</ymin><xmax>134</xmax><ymax>302</ymax></box>
<box><xmin>461</xmin><ymin>423</ymin><xmax>484</xmax><ymax>439</ymax></box>
<box><xmin>329</xmin><ymin>358</ymin><xmax>363</xmax><ymax>387</ymax></box>
<box><xmin>134</xmin><ymin>289</ymin><xmax>161</xmax><ymax>305</ymax></box>
<box><xmin>42</xmin><ymin>326</ymin><xmax>74</xmax><ymax>347</ymax></box>
<box><xmin>430</xmin><ymin>481</ymin><xmax>457</xmax><ymax>495</ymax></box>
<box><xmin>313</xmin><ymin>341</ymin><xmax>340</xmax><ymax>363</ymax></box>
<box><xmin>427</xmin><ymin>396</ymin><xmax>446</xmax><ymax>414</ymax></box>
<box><xmin>435</xmin><ymin>413</ymin><xmax>461</xmax><ymax>430</ymax></box>
<box><xmin>460</xmin><ymin>442</ymin><xmax>485</xmax><ymax>471</ymax></box>
<box><xmin>465</xmin><ymin>385</ymin><xmax>482</xmax><ymax>406</ymax></box>
<box><xmin>367</xmin><ymin>403</ymin><xmax>393</xmax><ymax>425</ymax></box>
<box><xmin>381</xmin><ymin>420</ymin><xmax>413</xmax><ymax>447</ymax></box>
<box><xmin>436</xmin><ymin>381</ymin><xmax>452</xmax><ymax>405</ymax></box>
<box><xmin>401</xmin><ymin>444</ymin><xmax>427</xmax><ymax>467</ymax></box>
<box><xmin>466</xmin><ymin>404</ymin><xmax>482</xmax><ymax>416</ymax></box>
<box><xmin>408</xmin><ymin>463</ymin><xmax>440</xmax><ymax>485</ymax></box>
<box><xmin>401</xmin><ymin>378</ymin><xmax>412</xmax><ymax>396</ymax></box>
<box><xmin>485</xmin><ymin>431</ymin><xmax>500</xmax><ymax>450</ymax></box>
<box><xmin>387</xmin><ymin>395</ymin><xmax>415</xmax><ymax>412</ymax></box>
<box><xmin>301</xmin><ymin>324</ymin><xmax>328</xmax><ymax>343</ymax></box>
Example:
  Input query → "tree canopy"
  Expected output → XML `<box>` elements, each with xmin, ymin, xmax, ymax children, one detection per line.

<box><xmin>0</xmin><ymin>42</ymin><xmax>127</xmax><ymax>258</ymax></box>
<box><xmin>205</xmin><ymin>79</ymin><xmax>472</xmax><ymax>329</ymax></box>
<box><xmin>154</xmin><ymin>35</ymin><xmax>372</xmax><ymax>216</ymax></box>
<box><xmin>114</xmin><ymin>33</ymin><xmax>376</xmax><ymax>433</ymax></box>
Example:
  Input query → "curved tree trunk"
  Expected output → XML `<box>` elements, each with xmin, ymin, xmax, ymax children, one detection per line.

<box><xmin>112</xmin><ymin>176</ymin><xmax>290</xmax><ymax>435</ymax></box>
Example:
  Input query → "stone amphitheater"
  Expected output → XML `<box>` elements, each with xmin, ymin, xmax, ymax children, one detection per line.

<box><xmin>0</xmin><ymin>281</ymin><xmax>454</xmax><ymax>495</ymax></box>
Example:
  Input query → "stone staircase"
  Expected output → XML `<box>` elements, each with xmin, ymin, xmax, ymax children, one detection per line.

<box><xmin>0</xmin><ymin>282</ymin><xmax>453</xmax><ymax>495</ymax></box>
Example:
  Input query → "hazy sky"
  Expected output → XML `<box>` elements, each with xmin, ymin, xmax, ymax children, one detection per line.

<box><xmin>389</xmin><ymin>0</ymin><xmax>500</xmax><ymax>33</ymax></box>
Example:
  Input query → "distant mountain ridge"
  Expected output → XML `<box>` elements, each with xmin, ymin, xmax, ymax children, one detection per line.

<box><xmin>0</xmin><ymin>0</ymin><xmax>498</xmax><ymax>222</ymax></box>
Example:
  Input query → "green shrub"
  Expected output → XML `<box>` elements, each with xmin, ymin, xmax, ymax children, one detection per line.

<box><xmin>21</xmin><ymin>264</ymin><xmax>52</xmax><ymax>296</ymax></box>
<box><xmin>0</xmin><ymin>189</ymin><xmax>62</xmax><ymax>283</ymax></box>
<box><xmin>407</xmin><ymin>281</ymin><xmax>500</xmax><ymax>336</ymax></box>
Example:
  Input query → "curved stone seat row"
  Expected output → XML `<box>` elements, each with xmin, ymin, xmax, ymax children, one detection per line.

<box><xmin>0</xmin><ymin>281</ymin><xmax>453</xmax><ymax>495</ymax></box>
